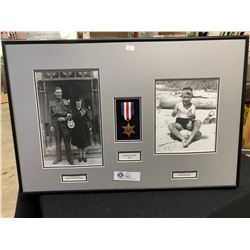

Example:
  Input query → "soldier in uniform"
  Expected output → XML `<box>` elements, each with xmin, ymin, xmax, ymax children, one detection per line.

<box><xmin>49</xmin><ymin>87</ymin><xmax>74</xmax><ymax>165</ymax></box>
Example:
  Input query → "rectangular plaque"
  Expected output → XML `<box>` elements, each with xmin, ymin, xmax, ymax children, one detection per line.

<box><xmin>172</xmin><ymin>171</ymin><xmax>198</xmax><ymax>179</ymax></box>
<box><xmin>118</xmin><ymin>152</ymin><xmax>141</xmax><ymax>162</ymax></box>
<box><xmin>62</xmin><ymin>174</ymin><xmax>88</xmax><ymax>183</ymax></box>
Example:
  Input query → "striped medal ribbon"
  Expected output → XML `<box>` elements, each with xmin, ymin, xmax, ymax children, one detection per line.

<box><xmin>121</xmin><ymin>101</ymin><xmax>135</xmax><ymax>122</ymax></box>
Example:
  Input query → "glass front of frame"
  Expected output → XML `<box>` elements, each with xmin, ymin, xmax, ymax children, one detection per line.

<box><xmin>3</xmin><ymin>38</ymin><xmax>247</xmax><ymax>192</ymax></box>
<box><xmin>155</xmin><ymin>78</ymin><xmax>219</xmax><ymax>154</ymax></box>
<box><xmin>34</xmin><ymin>69</ymin><xmax>103</xmax><ymax>168</ymax></box>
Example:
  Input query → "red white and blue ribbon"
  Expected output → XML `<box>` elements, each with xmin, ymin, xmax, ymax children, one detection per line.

<box><xmin>121</xmin><ymin>101</ymin><xmax>134</xmax><ymax>121</ymax></box>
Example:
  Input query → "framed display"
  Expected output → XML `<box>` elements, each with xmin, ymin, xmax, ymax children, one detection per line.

<box><xmin>2</xmin><ymin>36</ymin><xmax>248</xmax><ymax>193</ymax></box>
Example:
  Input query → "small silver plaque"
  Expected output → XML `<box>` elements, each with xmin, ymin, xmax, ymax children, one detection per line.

<box><xmin>172</xmin><ymin>171</ymin><xmax>197</xmax><ymax>179</ymax></box>
<box><xmin>118</xmin><ymin>152</ymin><xmax>141</xmax><ymax>162</ymax></box>
<box><xmin>62</xmin><ymin>174</ymin><xmax>87</xmax><ymax>183</ymax></box>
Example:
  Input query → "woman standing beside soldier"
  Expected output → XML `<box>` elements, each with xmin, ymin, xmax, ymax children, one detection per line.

<box><xmin>71</xmin><ymin>97</ymin><xmax>92</xmax><ymax>162</ymax></box>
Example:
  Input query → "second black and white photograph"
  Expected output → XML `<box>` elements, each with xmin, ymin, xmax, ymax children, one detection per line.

<box><xmin>34</xmin><ymin>69</ymin><xmax>103</xmax><ymax>168</ymax></box>
<box><xmin>155</xmin><ymin>78</ymin><xmax>219</xmax><ymax>154</ymax></box>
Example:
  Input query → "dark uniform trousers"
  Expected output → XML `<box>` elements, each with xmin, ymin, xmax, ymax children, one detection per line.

<box><xmin>54</xmin><ymin>121</ymin><xmax>72</xmax><ymax>161</ymax></box>
<box><xmin>49</xmin><ymin>99</ymin><xmax>73</xmax><ymax>162</ymax></box>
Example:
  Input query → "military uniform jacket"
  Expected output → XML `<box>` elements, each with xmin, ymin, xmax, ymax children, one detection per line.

<box><xmin>49</xmin><ymin>98</ymin><xmax>71</xmax><ymax>131</ymax></box>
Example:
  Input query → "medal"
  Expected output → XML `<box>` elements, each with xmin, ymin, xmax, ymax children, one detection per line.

<box><xmin>121</xmin><ymin>101</ymin><xmax>135</xmax><ymax>137</ymax></box>
<box><xmin>122</xmin><ymin>122</ymin><xmax>135</xmax><ymax>137</ymax></box>
<box><xmin>115</xmin><ymin>98</ymin><xmax>141</xmax><ymax>141</ymax></box>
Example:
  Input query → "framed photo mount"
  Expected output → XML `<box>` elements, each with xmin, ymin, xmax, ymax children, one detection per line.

<box><xmin>2</xmin><ymin>36</ymin><xmax>249</xmax><ymax>193</ymax></box>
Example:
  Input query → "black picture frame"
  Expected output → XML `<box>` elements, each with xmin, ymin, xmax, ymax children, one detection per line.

<box><xmin>2</xmin><ymin>36</ymin><xmax>249</xmax><ymax>193</ymax></box>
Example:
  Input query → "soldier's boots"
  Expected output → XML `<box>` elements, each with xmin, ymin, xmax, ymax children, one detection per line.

<box><xmin>52</xmin><ymin>159</ymin><xmax>61</xmax><ymax>164</ymax></box>
<box><xmin>68</xmin><ymin>159</ymin><xmax>74</xmax><ymax>165</ymax></box>
<box><xmin>52</xmin><ymin>159</ymin><xmax>74</xmax><ymax>165</ymax></box>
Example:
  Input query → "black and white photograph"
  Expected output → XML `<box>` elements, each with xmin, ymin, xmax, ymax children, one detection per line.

<box><xmin>155</xmin><ymin>78</ymin><xmax>219</xmax><ymax>154</ymax></box>
<box><xmin>34</xmin><ymin>69</ymin><xmax>103</xmax><ymax>167</ymax></box>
